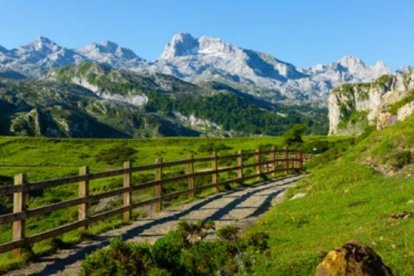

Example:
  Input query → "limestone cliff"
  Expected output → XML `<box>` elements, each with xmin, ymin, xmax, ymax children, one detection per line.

<box><xmin>329</xmin><ymin>71</ymin><xmax>414</xmax><ymax>135</ymax></box>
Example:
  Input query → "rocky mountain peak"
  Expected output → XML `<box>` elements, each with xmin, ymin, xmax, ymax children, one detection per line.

<box><xmin>160</xmin><ymin>33</ymin><xmax>199</xmax><ymax>60</ymax></box>
<box><xmin>34</xmin><ymin>36</ymin><xmax>55</xmax><ymax>46</ymax></box>
<box><xmin>16</xmin><ymin>36</ymin><xmax>62</xmax><ymax>56</ymax></box>
<box><xmin>98</xmin><ymin>40</ymin><xmax>119</xmax><ymax>52</ymax></box>
<box><xmin>397</xmin><ymin>65</ymin><xmax>413</xmax><ymax>74</ymax></box>
<box><xmin>160</xmin><ymin>33</ymin><xmax>239</xmax><ymax>60</ymax></box>
<box><xmin>78</xmin><ymin>40</ymin><xmax>140</xmax><ymax>61</ymax></box>
<box><xmin>0</xmin><ymin>44</ymin><xmax>8</xmax><ymax>53</ymax></box>
<box><xmin>372</xmin><ymin>60</ymin><xmax>390</xmax><ymax>75</ymax></box>
<box><xmin>335</xmin><ymin>56</ymin><xmax>390</xmax><ymax>77</ymax></box>
<box><xmin>337</xmin><ymin>55</ymin><xmax>366</xmax><ymax>72</ymax></box>
<box><xmin>198</xmin><ymin>35</ymin><xmax>235</xmax><ymax>55</ymax></box>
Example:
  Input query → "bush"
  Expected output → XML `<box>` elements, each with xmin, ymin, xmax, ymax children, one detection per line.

<box><xmin>387</xmin><ymin>150</ymin><xmax>412</xmax><ymax>169</ymax></box>
<box><xmin>197</xmin><ymin>142</ymin><xmax>232</xmax><ymax>153</ymax></box>
<box><xmin>80</xmin><ymin>221</ymin><xmax>270</xmax><ymax>275</ymax></box>
<box><xmin>80</xmin><ymin>237</ymin><xmax>153</xmax><ymax>276</ymax></box>
<box><xmin>95</xmin><ymin>145</ymin><xmax>137</xmax><ymax>165</ymax></box>
<box><xmin>302</xmin><ymin>140</ymin><xmax>329</xmax><ymax>154</ymax></box>
<box><xmin>151</xmin><ymin>230</ymin><xmax>186</xmax><ymax>274</ymax></box>
<box><xmin>180</xmin><ymin>241</ymin><xmax>229</xmax><ymax>276</ymax></box>
<box><xmin>283</xmin><ymin>124</ymin><xmax>307</xmax><ymax>146</ymax></box>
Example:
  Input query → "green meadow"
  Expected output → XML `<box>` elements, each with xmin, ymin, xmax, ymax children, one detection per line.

<box><xmin>0</xmin><ymin>135</ymin><xmax>349</xmax><ymax>181</ymax></box>
<box><xmin>248</xmin><ymin>118</ymin><xmax>414</xmax><ymax>275</ymax></box>
<box><xmin>0</xmin><ymin>135</ymin><xmax>348</xmax><ymax>272</ymax></box>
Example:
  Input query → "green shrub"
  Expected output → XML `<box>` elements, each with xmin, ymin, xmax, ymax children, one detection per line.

<box><xmin>151</xmin><ymin>230</ymin><xmax>186</xmax><ymax>274</ymax></box>
<box><xmin>302</xmin><ymin>140</ymin><xmax>329</xmax><ymax>154</ymax></box>
<box><xmin>95</xmin><ymin>145</ymin><xmax>137</xmax><ymax>165</ymax></box>
<box><xmin>304</xmin><ymin>139</ymin><xmax>356</xmax><ymax>169</ymax></box>
<box><xmin>197</xmin><ymin>142</ymin><xmax>232</xmax><ymax>153</ymax></box>
<box><xmin>80</xmin><ymin>237</ymin><xmax>153</xmax><ymax>276</ymax></box>
<box><xmin>217</xmin><ymin>225</ymin><xmax>239</xmax><ymax>242</ymax></box>
<box><xmin>387</xmin><ymin>150</ymin><xmax>412</xmax><ymax>169</ymax></box>
<box><xmin>283</xmin><ymin>124</ymin><xmax>306</xmax><ymax>146</ymax></box>
<box><xmin>80</xmin><ymin>222</ymin><xmax>270</xmax><ymax>275</ymax></box>
<box><xmin>180</xmin><ymin>241</ymin><xmax>229</xmax><ymax>276</ymax></box>
<box><xmin>243</xmin><ymin>232</ymin><xmax>270</xmax><ymax>252</ymax></box>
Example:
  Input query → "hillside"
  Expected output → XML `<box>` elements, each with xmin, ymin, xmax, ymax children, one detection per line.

<box><xmin>0</xmin><ymin>75</ymin><xmax>199</xmax><ymax>138</ymax></box>
<box><xmin>328</xmin><ymin>70</ymin><xmax>414</xmax><ymax>135</ymax></box>
<box><xmin>0</xmin><ymin>63</ymin><xmax>328</xmax><ymax>138</ymax></box>
<box><xmin>248</xmin><ymin>113</ymin><xmax>414</xmax><ymax>274</ymax></box>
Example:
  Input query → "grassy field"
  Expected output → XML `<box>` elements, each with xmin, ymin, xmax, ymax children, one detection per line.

<box><xmin>247</xmin><ymin>118</ymin><xmax>414</xmax><ymax>275</ymax></box>
<box><xmin>4</xmin><ymin>120</ymin><xmax>412</xmax><ymax>274</ymax></box>
<box><xmin>0</xmin><ymin>135</ymin><xmax>349</xmax><ymax>272</ymax></box>
<box><xmin>0</xmin><ymin>135</ymin><xmax>352</xmax><ymax>181</ymax></box>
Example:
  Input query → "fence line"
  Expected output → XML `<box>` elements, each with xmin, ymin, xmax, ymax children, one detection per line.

<box><xmin>0</xmin><ymin>147</ymin><xmax>313</xmax><ymax>257</ymax></box>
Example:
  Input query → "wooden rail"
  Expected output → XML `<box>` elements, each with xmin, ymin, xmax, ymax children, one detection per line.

<box><xmin>0</xmin><ymin>147</ymin><xmax>312</xmax><ymax>256</ymax></box>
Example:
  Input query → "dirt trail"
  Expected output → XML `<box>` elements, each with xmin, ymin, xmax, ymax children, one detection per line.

<box><xmin>6</xmin><ymin>175</ymin><xmax>304</xmax><ymax>276</ymax></box>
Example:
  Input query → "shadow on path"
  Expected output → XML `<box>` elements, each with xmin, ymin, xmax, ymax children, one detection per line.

<box><xmin>30</xmin><ymin>176</ymin><xmax>300</xmax><ymax>275</ymax></box>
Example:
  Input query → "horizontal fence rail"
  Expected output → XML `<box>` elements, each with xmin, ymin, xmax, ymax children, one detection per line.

<box><xmin>0</xmin><ymin>147</ymin><xmax>313</xmax><ymax>257</ymax></box>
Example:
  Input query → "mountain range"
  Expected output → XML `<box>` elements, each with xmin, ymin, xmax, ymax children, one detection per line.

<box><xmin>0</xmin><ymin>33</ymin><xmax>403</xmax><ymax>138</ymax></box>
<box><xmin>0</xmin><ymin>33</ymin><xmax>392</xmax><ymax>105</ymax></box>
<box><xmin>0</xmin><ymin>63</ymin><xmax>328</xmax><ymax>138</ymax></box>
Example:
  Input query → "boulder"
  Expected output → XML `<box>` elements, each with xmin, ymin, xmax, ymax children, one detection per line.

<box><xmin>315</xmin><ymin>241</ymin><xmax>393</xmax><ymax>276</ymax></box>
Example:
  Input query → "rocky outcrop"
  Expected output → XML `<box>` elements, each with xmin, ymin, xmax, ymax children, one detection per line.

<box><xmin>10</xmin><ymin>108</ymin><xmax>61</xmax><ymax>137</ymax></box>
<box><xmin>0</xmin><ymin>74</ymin><xmax>201</xmax><ymax>138</ymax></box>
<box><xmin>329</xmin><ymin>71</ymin><xmax>414</xmax><ymax>135</ymax></box>
<box><xmin>315</xmin><ymin>241</ymin><xmax>393</xmax><ymax>276</ymax></box>
<box><xmin>397</xmin><ymin>101</ymin><xmax>414</xmax><ymax>121</ymax></box>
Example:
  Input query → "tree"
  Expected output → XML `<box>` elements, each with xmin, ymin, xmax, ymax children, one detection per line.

<box><xmin>283</xmin><ymin>124</ymin><xmax>307</xmax><ymax>146</ymax></box>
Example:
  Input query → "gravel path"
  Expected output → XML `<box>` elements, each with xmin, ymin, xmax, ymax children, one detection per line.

<box><xmin>6</xmin><ymin>175</ymin><xmax>304</xmax><ymax>276</ymax></box>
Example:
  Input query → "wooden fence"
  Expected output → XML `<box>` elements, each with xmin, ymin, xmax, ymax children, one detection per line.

<box><xmin>0</xmin><ymin>147</ymin><xmax>312</xmax><ymax>257</ymax></box>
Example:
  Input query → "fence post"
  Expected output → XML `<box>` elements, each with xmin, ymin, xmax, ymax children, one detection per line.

<box><xmin>283</xmin><ymin>146</ymin><xmax>289</xmax><ymax>174</ymax></box>
<box><xmin>187</xmin><ymin>154</ymin><xmax>195</xmax><ymax>197</ymax></box>
<box><xmin>298</xmin><ymin>149</ymin><xmax>304</xmax><ymax>171</ymax></box>
<box><xmin>211</xmin><ymin>151</ymin><xmax>218</xmax><ymax>192</ymax></box>
<box><xmin>12</xmin><ymin>173</ymin><xmax>27</xmax><ymax>258</ymax></box>
<box><xmin>255</xmin><ymin>148</ymin><xmax>262</xmax><ymax>180</ymax></box>
<box><xmin>237</xmin><ymin>150</ymin><xmax>244</xmax><ymax>184</ymax></box>
<box><xmin>154</xmin><ymin>157</ymin><xmax>163</xmax><ymax>212</ymax></box>
<box><xmin>123</xmin><ymin>161</ymin><xmax>132</xmax><ymax>222</ymax></box>
<box><xmin>270</xmin><ymin>146</ymin><xmax>276</xmax><ymax>177</ymax></box>
<box><xmin>294</xmin><ymin>150</ymin><xmax>299</xmax><ymax>172</ymax></box>
<box><xmin>78</xmin><ymin>166</ymin><xmax>89</xmax><ymax>229</ymax></box>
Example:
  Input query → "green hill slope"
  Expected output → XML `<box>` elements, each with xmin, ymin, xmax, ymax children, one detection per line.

<box><xmin>0</xmin><ymin>63</ymin><xmax>328</xmax><ymax>138</ymax></box>
<box><xmin>248</xmin><ymin>115</ymin><xmax>414</xmax><ymax>274</ymax></box>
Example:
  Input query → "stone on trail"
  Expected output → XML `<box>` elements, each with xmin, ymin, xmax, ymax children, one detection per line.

<box><xmin>290</xmin><ymin>192</ymin><xmax>307</xmax><ymax>200</ymax></box>
<box><xmin>315</xmin><ymin>241</ymin><xmax>393</xmax><ymax>276</ymax></box>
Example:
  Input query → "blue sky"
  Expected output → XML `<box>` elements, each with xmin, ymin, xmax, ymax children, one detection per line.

<box><xmin>1</xmin><ymin>0</ymin><xmax>413</xmax><ymax>69</ymax></box>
